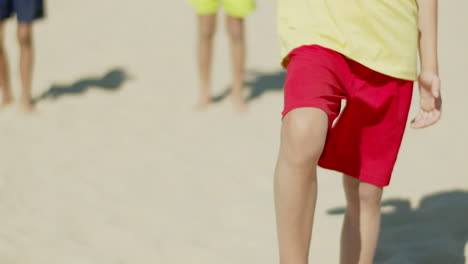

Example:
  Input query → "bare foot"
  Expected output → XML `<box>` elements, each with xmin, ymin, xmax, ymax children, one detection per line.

<box><xmin>232</xmin><ymin>93</ymin><xmax>247</xmax><ymax>114</ymax></box>
<box><xmin>194</xmin><ymin>96</ymin><xmax>211</xmax><ymax>111</ymax></box>
<box><xmin>1</xmin><ymin>96</ymin><xmax>13</xmax><ymax>108</ymax></box>
<box><xmin>21</xmin><ymin>98</ymin><xmax>35</xmax><ymax>114</ymax></box>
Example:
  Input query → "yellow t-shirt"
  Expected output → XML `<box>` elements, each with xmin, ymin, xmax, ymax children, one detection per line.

<box><xmin>278</xmin><ymin>0</ymin><xmax>419</xmax><ymax>81</ymax></box>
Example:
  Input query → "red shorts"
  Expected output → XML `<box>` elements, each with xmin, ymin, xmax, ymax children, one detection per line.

<box><xmin>282</xmin><ymin>45</ymin><xmax>413</xmax><ymax>186</ymax></box>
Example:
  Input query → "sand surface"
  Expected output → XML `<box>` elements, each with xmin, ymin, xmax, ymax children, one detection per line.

<box><xmin>0</xmin><ymin>0</ymin><xmax>467</xmax><ymax>263</ymax></box>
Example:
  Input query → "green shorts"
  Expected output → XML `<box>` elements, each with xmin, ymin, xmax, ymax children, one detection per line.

<box><xmin>189</xmin><ymin>0</ymin><xmax>255</xmax><ymax>18</ymax></box>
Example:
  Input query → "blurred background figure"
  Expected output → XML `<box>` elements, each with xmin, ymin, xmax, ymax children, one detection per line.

<box><xmin>188</xmin><ymin>0</ymin><xmax>255</xmax><ymax>113</ymax></box>
<box><xmin>0</xmin><ymin>0</ymin><xmax>44</xmax><ymax>113</ymax></box>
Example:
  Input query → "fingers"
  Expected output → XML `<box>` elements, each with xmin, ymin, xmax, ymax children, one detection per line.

<box><xmin>435</xmin><ymin>96</ymin><xmax>442</xmax><ymax>111</ymax></box>
<box><xmin>410</xmin><ymin>109</ymin><xmax>442</xmax><ymax>129</ymax></box>
<box><xmin>411</xmin><ymin>111</ymin><xmax>427</xmax><ymax>129</ymax></box>
<box><xmin>428</xmin><ymin>110</ymin><xmax>442</xmax><ymax>127</ymax></box>
<box><xmin>411</xmin><ymin>111</ymin><xmax>425</xmax><ymax>128</ymax></box>
<box><xmin>431</xmin><ymin>75</ymin><xmax>441</xmax><ymax>98</ymax></box>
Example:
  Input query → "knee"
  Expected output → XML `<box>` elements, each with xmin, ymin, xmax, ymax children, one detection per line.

<box><xmin>280</xmin><ymin>112</ymin><xmax>328</xmax><ymax>168</ymax></box>
<box><xmin>358</xmin><ymin>184</ymin><xmax>383</xmax><ymax>208</ymax></box>
<box><xmin>344</xmin><ymin>179</ymin><xmax>383</xmax><ymax>219</ymax></box>
<box><xmin>199</xmin><ymin>26</ymin><xmax>216</xmax><ymax>41</ymax></box>
<box><xmin>227</xmin><ymin>26</ymin><xmax>243</xmax><ymax>42</ymax></box>
<box><xmin>17</xmin><ymin>29</ymin><xmax>32</xmax><ymax>47</ymax></box>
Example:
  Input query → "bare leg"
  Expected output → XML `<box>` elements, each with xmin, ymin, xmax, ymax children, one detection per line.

<box><xmin>225</xmin><ymin>15</ymin><xmax>246</xmax><ymax>113</ymax></box>
<box><xmin>0</xmin><ymin>20</ymin><xmax>12</xmax><ymax>106</ymax></box>
<box><xmin>195</xmin><ymin>14</ymin><xmax>217</xmax><ymax>110</ymax></box>
<box><xmin>340</xmin><ymin>175</ymin><xmax>383</xmax><ymax>264</ymax></box>
<box><xmin>17</xmin><ymin>23</ymin><xmax>34</xmax><ymax>112</ymax></box>
<box><xmin>274</xmin><ymin>108</ymin><xmax>329</xmax><ymax>264</ymax></box>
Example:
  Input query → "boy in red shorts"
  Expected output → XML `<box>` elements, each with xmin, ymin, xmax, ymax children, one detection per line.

<box><xmin>274</xmin><ymin>0</ymin><xmax>441</xmax><ymax>263</ymax></box>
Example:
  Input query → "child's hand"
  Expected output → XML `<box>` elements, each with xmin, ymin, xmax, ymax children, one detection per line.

<box><xmin>410</xmin><ymin>72</ymin><xmax>442</xmax><ymax>129</ymax></box>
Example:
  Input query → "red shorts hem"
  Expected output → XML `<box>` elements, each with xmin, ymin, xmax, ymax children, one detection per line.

<box><xmin>282</xmin><ymin>103</ymin><xmax>335</xmax><ymax>128</ymax></box>
<box><xmin>318</xmin><ymin>160</ymin><xmax>390</xmax><ymax>187</ymax></box>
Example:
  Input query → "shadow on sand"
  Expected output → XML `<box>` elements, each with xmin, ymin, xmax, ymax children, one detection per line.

<box><xmin>212</xmin><ymin>69</ymin><xmax>285</xmax><ymax>103</ymax></box>
<box><xmin>33</xmin><ymin>68</ymin><xmax>129</xmax><ymax>104</ymax></box>
<box><xmin>328</xmin><ymin>190</ymin><xmax>468</xmax><ymax>264</ymax></box>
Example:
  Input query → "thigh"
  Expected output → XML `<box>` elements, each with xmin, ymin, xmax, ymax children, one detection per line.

<box><xmin>282</xmin><ymin>45</ymin><xmax>349</xmax><ymax>128</ymax></box>
<box><xmin>197</xmin><ymin>13</ymin><xmax>217</xmax><ymax>36</ymax></box>
<box><xmin>225</xmin><ymin>15</ymin><xmax>243</xmax><ymax>35</ymax></box>
<box><xmin>223</xmin><ymin>0</ymin><xmax>255</xmax><ymax>18</ymax></box>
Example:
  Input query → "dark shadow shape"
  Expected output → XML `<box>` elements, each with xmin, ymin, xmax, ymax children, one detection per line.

<box><xmin>245</xmin><ymin>70</ymin><xmax>286</xmax><ymax>102</ymax></box>
<box><xmin>33</xmin><ymin>68</ymin><xmax>129</xmax><ymax>104</ymax></box>
<box><xmin>211</xmin><ymin>87</ymin><xmax>231</xmax><ymax>103</ymax></box>
<box><xmin>210</xmin><ymin>70</ymin><xmax>286</xmax><ymax>104</ymax></box>
<box><xmin>328</xmin><ymin>190</ymin><xmax>468</xmax><ymax>264</ymax></box>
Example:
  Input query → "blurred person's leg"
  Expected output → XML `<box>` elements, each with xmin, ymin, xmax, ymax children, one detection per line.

<box><xmin>14</xmin><ymin>0</ymin><xmax>43</xmax><ymax>113</ymax></box>
<box><xmin>17</xmin><ymin>23</ymin><xmax>34</xmax><ymax>112</ymax></box>
<box><xmin>340</xmin><ymin>175</ymin><xmax>383</xmax><ymax>264</ymax></box>
<box><xmin>274</xmin><ymin>108</ymin><xmax>328</xmax><ymax>264</ymax></box>
<box><xmin>195</xmin><ymin>14</ymin><xmax>217</xmax><ymax>110</ymax></box>
<box><xmin>0</xmin><ymin>20</ymin><xmax>12</xmax><ymax>106</ymax></box>
<box><xmin>225</xmin><ymin>15</ymin><xmax>246</xmax><ymax>112</ymax></box>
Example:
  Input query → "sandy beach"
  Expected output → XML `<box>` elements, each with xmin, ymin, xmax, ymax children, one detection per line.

<box><xmin>0</xmin><ymin>0</ymin><xmax>467</xmax><ymax>263</ymax></box>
